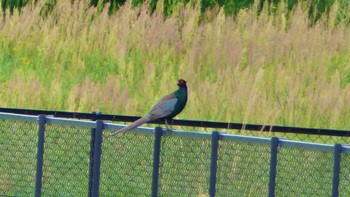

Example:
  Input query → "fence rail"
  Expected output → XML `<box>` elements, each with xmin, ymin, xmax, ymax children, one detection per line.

<box><xmin>1</xmin><ymin>107</ymin><xmax>350</xmax><ymax>137</ymax></box>
<box><xmin>0</xmin><ymin>112</ymin><xmax>350</xmax><ymax>196</ymax></box>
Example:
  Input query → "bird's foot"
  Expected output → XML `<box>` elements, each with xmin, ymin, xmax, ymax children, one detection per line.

<box><xmin>165</xmin><ymin>127</ymin><xmax>173</xmax><ymax>132</ymax></box>
<box><xmin>165</xmin><ymin>123</ymin><xmax>173</xmax><ymax>132</ymax></box>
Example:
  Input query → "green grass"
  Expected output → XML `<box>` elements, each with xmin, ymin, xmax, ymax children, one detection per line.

<box><xmin>1</xmin><ymin>0</ymin><xmax>350</xmax><ymax>131</ymax></box>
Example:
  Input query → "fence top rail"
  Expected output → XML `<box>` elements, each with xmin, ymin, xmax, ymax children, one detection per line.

<box><xmin>279</xmin><ymin>139</ymin><xmax>335</xmax><ymax>152</ymax></box>
<box><xmin>1</xmin><ymin>107</ymin><xmax>350</xmax><ymax>136</ymax></box>
<box><xmin>2</xmin><ymin>112</ymin><xmax>350</xmax><ymax>153</ymax></box>
<box><xmin>0</xmin><ymin>112</ymin><xmax>38</xmax><ymax>122</ymax></box>
<box><xmin>342</xmin><ymin>145</ymin><xmax>350</xmax><ymax>153</ymax></box>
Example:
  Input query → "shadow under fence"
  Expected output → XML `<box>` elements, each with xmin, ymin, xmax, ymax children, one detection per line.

<box><xmin>0</xmin><ymin>112</ymin><xmax>349</xmax><ymax>197</ymax></box>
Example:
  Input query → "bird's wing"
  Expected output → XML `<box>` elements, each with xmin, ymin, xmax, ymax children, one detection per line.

<box><xmin>110</xmin><ymin>93</ymin><xmax>177</xmax><ymax>136</ymax></box>
<box><xmin>148</xmin><ymin>93</ymin><xmax>178</xmax><ymax>120</ymax></box>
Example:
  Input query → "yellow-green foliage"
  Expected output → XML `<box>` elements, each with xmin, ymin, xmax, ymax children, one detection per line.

<box><xmin>0</xmin><ymin>1</ymin><xmax>350</xmax><ymax>130</ymax></box>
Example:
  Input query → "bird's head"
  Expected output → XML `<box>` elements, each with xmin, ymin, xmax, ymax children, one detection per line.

<box><xmin>177</xmin><ymin>79</ymin><xmax>187</xmax><ymax>87</ymax></box>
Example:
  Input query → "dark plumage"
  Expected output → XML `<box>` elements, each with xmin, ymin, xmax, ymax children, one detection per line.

<box><xmin>110</xmin><ymin>79</ymin><xmax>187</xmax><ymax>135</ymax></box>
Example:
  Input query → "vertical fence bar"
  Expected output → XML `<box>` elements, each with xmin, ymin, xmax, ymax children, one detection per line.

<box><xmin>151</xmin><ymin>127</ymin><xmax>163</xmax><ymax>197</ymax></box>
<box><xmin>90</xmin><ymin>120</ymin><xmax>104</xmax><ymax>197</ymax></box>
<box><xmin>268</xmin><ymin>137</ymin><xmax>279</xmax><ymax>197</ymax></box>
<box><xmin>88</xmin><ymin>112</ymin><xmax>101</xmax><ymax>197</ymax></box>
<box><xmin>332</xmin><ymin>144</ymin><xmax>342</xmax><ymax>197</ymax></box>
<box><xmin>209</xmin><ymin>131</ymin><xmax>219</xmax><ymax>197</ymax></box>
<box><xmin>88</xmin><ymin>116</ymin><xmax>96</xmax><ymax>196</ymax></box>
<box><xmin>35</xmin><ymin>114</ymin><xmax>46</xmax><ymax>197</ymax></box>
<box><xmin>88</xmin><ymin>129</ymin><xmax>95</xmax><ymax>196</ymax></box>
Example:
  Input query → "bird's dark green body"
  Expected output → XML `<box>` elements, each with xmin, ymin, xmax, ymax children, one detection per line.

<box><xmin>163</xmin><ymin>85</ymin><xmax>188</xmax><ymax>120</ymax></box>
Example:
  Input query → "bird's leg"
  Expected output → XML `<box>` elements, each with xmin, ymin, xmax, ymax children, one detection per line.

<box><xmin>166</xmin><ymin>119</ymin><xmax>174</xmax><ymax>131</ymax></box>
<box><xmin>165</xmin><ymin>119</ymin><xmax>169</xmax><ymax>131</ymax></box>
<box><xmin>165</xmin><ymin>119</ymin><xmax>174</xmax><ymax>132</ymax></box>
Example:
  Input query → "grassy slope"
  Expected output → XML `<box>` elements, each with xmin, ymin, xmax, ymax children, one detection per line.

<box><xmin>0</xmin><ymin>1</ymin><xmax>350</xmax><ymax>130</ymax></box>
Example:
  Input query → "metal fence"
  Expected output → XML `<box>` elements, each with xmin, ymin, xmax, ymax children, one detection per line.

<box><xmin>1</xmin><ymin>107</ymin><xmax>350</xmax><ymax>145</ymax></box>
<box><xmin>0</xmin><ymin>112</ymin><xmax>350</xmax><ymax>197</ymax></box>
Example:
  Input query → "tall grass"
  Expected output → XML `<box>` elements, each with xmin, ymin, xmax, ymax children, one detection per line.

<box><xmin>0</xmin><ymin>0</ymin><xmax>350</xmax><ymax>130</ymax></box>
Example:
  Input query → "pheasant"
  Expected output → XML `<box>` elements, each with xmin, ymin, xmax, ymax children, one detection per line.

<box><xmin>110</xmin><ymin>79</ymin><xmax>187</xmax><ymax>135</ymax></box>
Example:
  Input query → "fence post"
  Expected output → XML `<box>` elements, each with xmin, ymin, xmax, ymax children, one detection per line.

<box><xmin>35</xmin><ymin>114</ymin><xmax>46</xmax><ymax>197</ymax></box>
<box><xmin>90</xmin><ymin>120</ymin><xmax>104</xmax><ymax>197</ymax></box>
<box><xmin>88</xmin><ymin>112</ymin><xmax>101</xmax><ymax>196</ymax></box>
<box><xmin>268</xmin><ymin>137</ymin><xmax>279</xmax><ymax>197</ymax></box>
<box><xmin>209</xmin><ymin>131</ymin><xmax>219</xmax><ymax>197</ymax></box>
<box><xmin>151</xmin><ymin>127</ymin><xmax>163</xmax><ymax>197</ymax></box>
<box><xmin>88</xmin><ymin>114</ymin><xmax>96</xmax><ymax>197</ymax></box>
<box><xmin>332</xmin><ymin>144</ymin><xmax>342</xmax><ymax>197</ymax></box>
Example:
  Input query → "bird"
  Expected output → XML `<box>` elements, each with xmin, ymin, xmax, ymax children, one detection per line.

<box><xmin>110</xmin><ymin>79</ymin><xmax>188</xmax><ymax>136</ymax></box>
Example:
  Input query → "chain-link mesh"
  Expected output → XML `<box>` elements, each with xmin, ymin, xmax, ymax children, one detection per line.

<box><xmin>99</xmin><ymin>131</ymin><xmax>154</xmax><ymax>196</ymax></box>
<box><xmin>157</xmin><ymin>135</ymin><xmax>211</xmax><ymax>196</ymax></box>
<box><xmin>339</xmin><ymin>152</ymin><xmax>350</xmax><ymax>196</ymax></box>
<box><xmin>41</xmin><ymin>124</ymin><xmax>91</xmax><ymax>196</ymax></box>
<box><xmin>0</xmin><ymin>119</ymin><xmax>38</xmax><ymax>196</ymax></box>
<box><xmin>216</xmin><ymin>140</ymin><xmax>271</xmax><ymax>196</ymax></box>
<box><xmin>1</xmin><ymin>114</ymin><xmax>350</xmax><ymax>197</ymax></box>
<box><xmin>275</xmin><ymin>147</ymin><xmax>334</xmax><ymax>196</ymax></box>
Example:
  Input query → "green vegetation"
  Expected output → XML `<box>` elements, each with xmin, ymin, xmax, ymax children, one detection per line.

<box><xmin>0</xmin><ymin>0</ymin><xmax>350</xmax><ymax>130</ymax></box>
<box><xmin>3</xmin><ymin>0</ymin><xmax>350</xmax><ymax>26</ymax></box>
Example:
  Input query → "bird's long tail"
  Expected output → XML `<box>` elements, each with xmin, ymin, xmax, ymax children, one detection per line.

<box><xmin>110</xmin><ymin>116</ymin><xmax>150</xmax><ymax>136</ymax></box>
